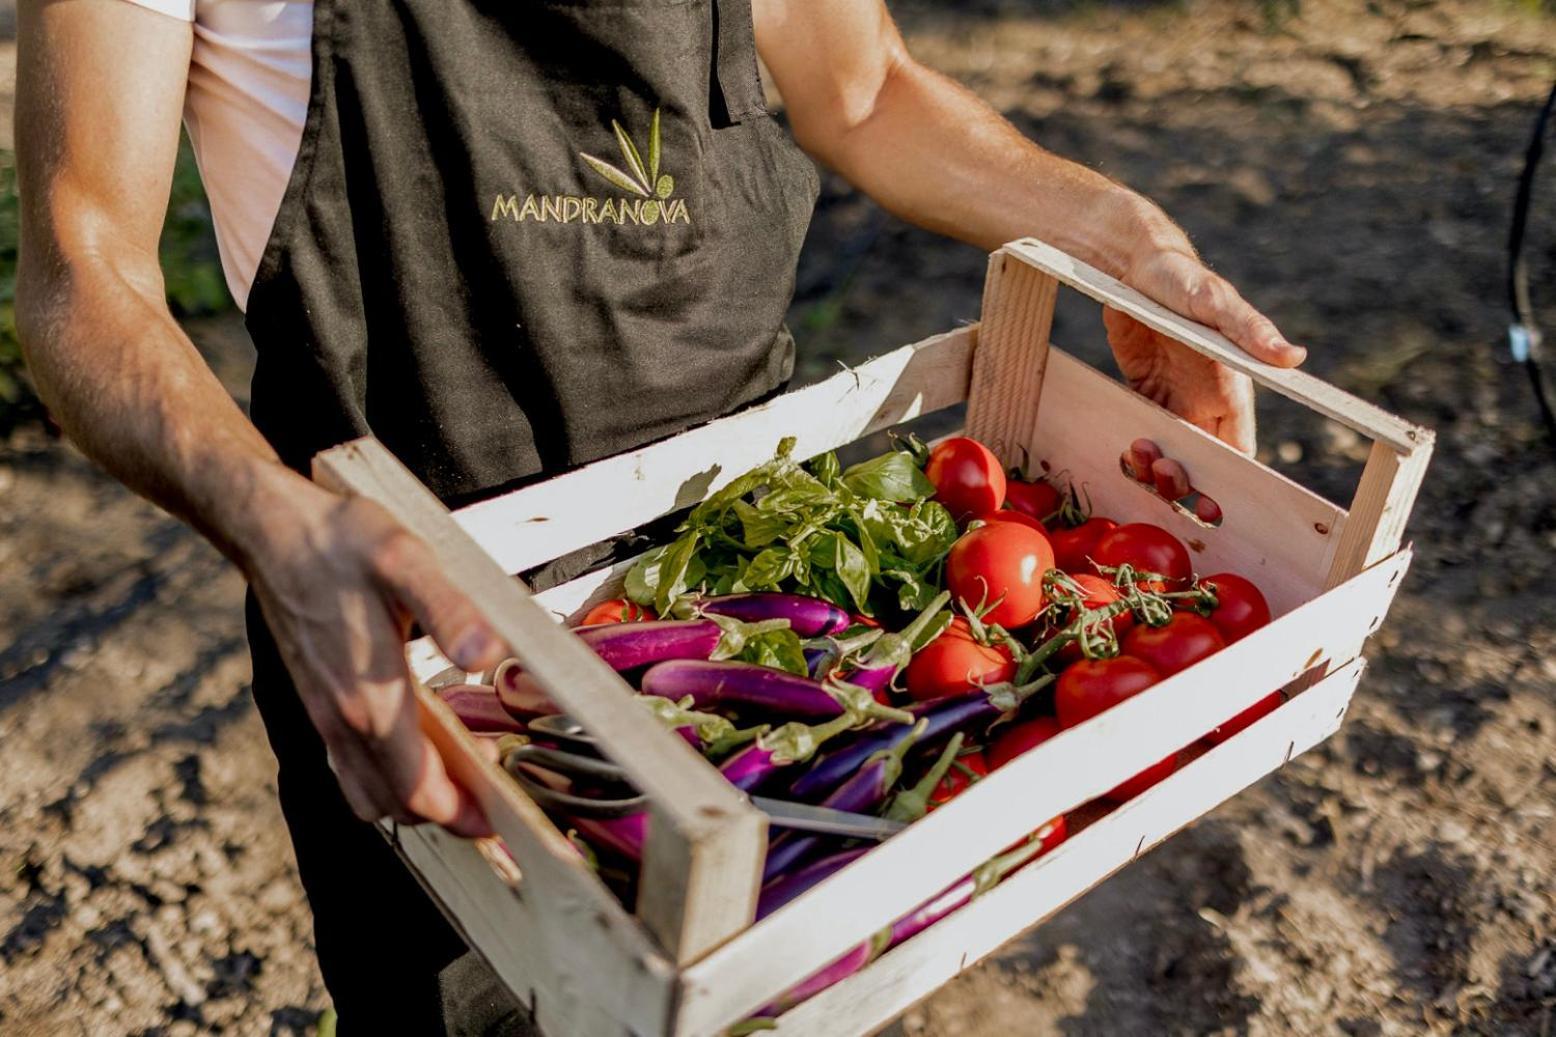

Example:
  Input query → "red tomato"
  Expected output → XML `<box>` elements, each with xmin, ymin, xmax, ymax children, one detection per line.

<box><xmin>925</xmin><ymin>437</ymin><xmax>1007</xmax><ymax>520</ymax></box>
<box><xmin>945</xmin><ymin>523</ymin><xmax>1055</xmax><ymax>629</ymax></box>
<box><xmin>1033</xmin><ymin>813</ymin><xmax>1068</xmax><ymax>855</ymax></box>
<box><xmin>1092</xmin><ymin>523</ymin><xmax>1192</xmax><ymax>588</ymax></box>
<box><xmin>1121</xmin><ymin>612</ymin><xmax>1225</xmax><ymax>677</ymax></box>
<box><xmin>1005</xmin><ymin>480</ymin><xmax>1062</xmax><ymax>522</ymax></box>
<box><xmin>988</xmin><ymin>716</ymin><xmax>1061</xmax><ymax>771</ymax></box>
<box><xmin>1199</xmin><ymin>572</ymin><xmax>1272</xmax><ymax>644</ymax></box>
<box><xmin>905</xmin><ymin>618</ymin><xmax>1017</xmax><ymax>701</ymax></box>
<box><xmin>1055</xmin><ymin>573</ymin><xmax>1135</xmax><ymax>665</ymax></box>
<box><xmin>578</xmin><ymin>598</ymin><xmax>656</xmax><ymax>626</ymax></box>
<box><xmin>1054</xmin><ymin>656</ymin><xmax>1177</xmax><ymax>802</ymax></box>
<box><xmin>976</xmin><ymin>509</ymin><xmax>1047</xmax><ymax>535</ymax></box>
<box><xmin>1049</xmin><ymin>517</ymin><xmax>1118</xmax><ymax>573</ymax></box>
<box><xmin>1205</xmin><ymin>692</ymin><xmax>1282</xmax><ymax>744</ymax></box>
<box><xmin>927</xmin><ymin>749</ymin><xmax>989</xmax><ymax>811</ymax></box>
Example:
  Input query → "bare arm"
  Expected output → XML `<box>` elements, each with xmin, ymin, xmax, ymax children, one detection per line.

<box><xmin>16</xmin><ymin>0</ymin><xmax>504</xmax><ymax>834</ymax></box>
<box><xmin>754</xmin><ymin>0</ymin><xmax>1305</xmax><ymax>452</ymax></box>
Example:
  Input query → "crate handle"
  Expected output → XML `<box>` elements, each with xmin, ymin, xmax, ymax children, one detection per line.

<box><xmin>970</xmin><ymin>238</ymin><xmax>1434</xmax><ymax>590</ymax></box>
<box><xmin>312</xmin><ymin>437</ymin><xmax>767</xmax><ymax>964</ymax></box>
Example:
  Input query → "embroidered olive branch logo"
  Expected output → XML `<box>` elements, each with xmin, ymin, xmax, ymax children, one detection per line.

<box><xmin>579</xmin><ymin>108</ymin><xmax>676</xmax><ymax>200</ymax></box>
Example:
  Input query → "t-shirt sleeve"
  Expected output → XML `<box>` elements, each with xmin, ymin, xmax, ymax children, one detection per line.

<box><xmin>118</xmin><ymin>0</ymin><xmax>196</xmax><ymax>22</ymax></box>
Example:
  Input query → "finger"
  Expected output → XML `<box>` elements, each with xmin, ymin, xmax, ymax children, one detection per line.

<box><xmin>369</xmin><ymin>528</ymin><xmax>506</xmax><ymax>674</ymax></box>
<box><xmin>1186</xmin><ymin>273</ymin><xmax>1307</xmax><ymax>368</ymax></box>
<box><xmin>1217</xmin><ymin>399</ymin><xmax>1257</xmax><ymax>456</ymax></box>
<box><xmin>366</xmin><ymin>659</ymin><xmax>496</xmax><ymax>837</ymax></box>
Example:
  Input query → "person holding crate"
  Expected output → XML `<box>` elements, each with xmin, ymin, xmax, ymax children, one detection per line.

<box><xmin>15</xmin><ymin>0</ymin><xmax>1307</xmax><ymax>1031</ymax></box>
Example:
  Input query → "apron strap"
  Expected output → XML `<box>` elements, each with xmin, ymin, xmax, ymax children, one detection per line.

<box><xmin>712</xmin><ymin>0</ymin><xmax>766</xmax><ymax>126</ymax></box>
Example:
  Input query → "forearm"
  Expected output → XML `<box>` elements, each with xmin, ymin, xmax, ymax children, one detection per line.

<box><xmin>819</xmin><ymin>59</ymin><xmax>1188</xmax><ymax>277</ymax></box>
<box><xmin>17</xmin><ymin>251</ymin><xmax>325</xmax><ymax>573</ymax></box>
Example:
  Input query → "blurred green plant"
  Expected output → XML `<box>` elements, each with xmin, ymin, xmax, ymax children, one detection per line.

<box><xmin>0</xmin><ymin>135</ymin><xmax>232</xmax><ymax>433</ymax></box>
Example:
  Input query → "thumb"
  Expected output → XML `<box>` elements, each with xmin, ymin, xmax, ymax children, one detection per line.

<box><xmin>370</xmin><ymin>530</ymin><xmax>507</xmax><ymax>674</ymax></box>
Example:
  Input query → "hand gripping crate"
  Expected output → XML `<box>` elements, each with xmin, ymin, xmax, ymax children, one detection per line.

<box><xmin>313</xmin><ymin>239</ymin><xmax>1433</xmax><ymax>1036</ymax></box>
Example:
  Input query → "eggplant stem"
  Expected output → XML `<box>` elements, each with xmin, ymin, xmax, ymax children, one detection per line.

<box><xmin>885</xmin><ymin>730</ymin><xmax>964</xmax><ymax>824</ymax></box>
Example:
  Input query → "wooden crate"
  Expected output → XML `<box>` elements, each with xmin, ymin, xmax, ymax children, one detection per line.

<box><xmin>313</xmin><ymin>238</ymin><xmax>1433</xmax><ymax>1037</ymax></box>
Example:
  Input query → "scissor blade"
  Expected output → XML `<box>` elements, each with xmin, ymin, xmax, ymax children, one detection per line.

<box><xmin>750</xmin><ymin>796</ymin><xmax>907</xmax><ymax>841</ymax></box>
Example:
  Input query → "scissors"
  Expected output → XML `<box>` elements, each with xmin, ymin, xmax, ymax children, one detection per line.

<box><xmin>508</xmin><ymin>714</ymin><xmax>905</xmax><ymax>841</ymax></box>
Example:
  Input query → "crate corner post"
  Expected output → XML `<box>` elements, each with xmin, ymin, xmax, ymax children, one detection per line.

<box><xmin>966</xmin><ymin>243</ymin><xmax>1061</xmax><ymax>471</ymax></box>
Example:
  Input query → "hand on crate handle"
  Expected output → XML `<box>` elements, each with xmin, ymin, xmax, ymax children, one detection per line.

<box><xmin>1106</xmin><ymin>244</ymin><xmax>1307</xmax><ymax>455</ymax></box>
<box><xmin>247</xmin><ymin>484</ymin><xmax>506</xmax><ymax>838</ymax></box>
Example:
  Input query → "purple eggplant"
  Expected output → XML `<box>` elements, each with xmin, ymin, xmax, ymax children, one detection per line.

<box><xmin>763</xmin><ymin>720</ymin><xmax>926</xmax><ymax>882</ymax></box>
<box><xmin>756</xmin><ymin>846</ymin><xmax>869</xmax><ymax>920</ymax></box>
<box><xmin>435</xmin><ymin>684</ymin><xmax>527</xmax><ymax>734</ymax></box>
<box><xmin>882</xmin><ymin>732</ymin><xmax>966</xmax><ymax>824</ymax></box>
<box><xmin>787</xmin><ymin>675</ymin><xmax>1051</xmax><ymax>802</ymax></box>
<box><xmin>720</xmin><ymin>705</ymin><xmax>912</xmax><ymax>794</ymax></box>
<box><xmin>752</xmin><ymin>940</ymin><xmax>874</xmax><ymax>1020</ymax></box>
<box><xmin>694</xmin><ymin>593</ymin><xmax>851</xmax><ymax>637</ymax></box>
<box><xmin>875</xmin><ymin>828</ymin><xmax>1058</xmax><ymax>952</ymax></box>
<box><xmin>640</xmin><ymin>659</ymin><xmax>911</xmax><ymax>724</ymax></box>
<box><xmin>837</xmin><ymin>591</ymin><xmax>952</xmax><ymax>695</ymax></box>
<box><xmin>571</xmin><ymin>811</ymin><xmax>647</xmax><ymax>862</ymax></box>
<box><xmin>492</xmin><ymin>615</ymin><xmax>789</xmax><ymax>720</ymax></box>
<box><xmin>491</xmin><ymin>660</ymin><xmax>558</xmax><ymax>720</ymax></box>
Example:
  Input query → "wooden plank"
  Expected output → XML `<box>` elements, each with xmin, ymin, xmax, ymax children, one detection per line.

<box><xmin>1000</xmin><ymin>238</ymin><xmax>1430</xmax><ymax>454</ymax></box>
<box><xmin>1033</xmin><ymin>349</ymin><xmax>1345</xmax><ymax>616</ymax></box>
<box><xmin>390</xmin><ymin>822</ymin><xmax>677</xmax><ymax>1037</ymax></box>
<box><xmin>450</xmin><ymin>326</ymin><xmax>977</xmax><ymax>576</ymax></box>
<box><xmin>675</xmin><ymin>549</ymin><xmax>1410</xmax><ymax>1032</ymax></box>
<box><xmin>965</xmin><ymin>250</ymin><xmax>1059</xmax><ymax>468</ymax></box>
<box><xmin>1325</xmin><ymin>439</ymin><xmax>1434</xmax><ymax>589</ymax></box>
<box><xmin>313</xmin><ymin>439</ymin><xmax>766</xmax><ymax>963</ymax></box>
<box><xmin>764</xmin><ymin>659</ymin><xmax>1367</xmax><ymax>1036</ymax></box>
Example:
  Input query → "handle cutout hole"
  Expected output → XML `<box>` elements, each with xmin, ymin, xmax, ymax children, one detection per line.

<box><xmin>1117</xmin><ymin>452</ymin><xmax>1224</xmax><ymax>528</ymax></box>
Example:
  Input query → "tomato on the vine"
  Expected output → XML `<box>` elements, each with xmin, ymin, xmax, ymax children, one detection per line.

<box><xmin>976</xmin><ymin>509</ymin><xmax>1047</xmax><ymax>535</ymax></box>
<box><xmin>927</xmin><ymin>749</ymin><xmax>989</xmax><ymax>811</ymax></box>
<box><xmin>946</xmin><ymin>522</ymin><xmax>1055</xmax><ymax>629</ymax></box>
<box><xmin>1049</xmin><ymin>517</ymin><xmax>1118</xmax><ymax>573</ymax></box>
<box><xmin>1092</xmin><ymin>522</ymin><xmax>1192</xmax><ymax>588</ymax></box>
<box><xmin>578</xmin><ymin>598</ymin><xmax>656</xmax><ymax>626</ymax></box>
<box><xmin>1054</xmin><ymin>656</ymin><xmax>1177</xmax><ymax>802</ymax></box>
<box><xmin>925</xmin><ymin>437</ymin><xmax>1006</xmax><ymax>520</ymax></box>
<box><xmin>1005</xmin><ymin>479</ymin><xmax>1062</xmax><ymax>522</ymax></box>
<box><xmin>988</xmin><ymin>715</ymin><xmax>1061</xmax><ymax>771</ymax></box>
<box><xmin>905</xmin><ymin>618</ymin><xmax>1016</xmax><ymax>701</ymax></box>
<box><xmin>1198</xmin><ymin>572</ymin><xmax>1271</xmax><ymax>644</ymax></box>
<box><xmin>1054</xmin><ymin>572</ymin><xmax>1135</xmax><ymax>665</ymax></box>
<box><xmin>1121</xmin><ymin>612</ymin><xmax>1225</xmax><ymax>677</ymax></box>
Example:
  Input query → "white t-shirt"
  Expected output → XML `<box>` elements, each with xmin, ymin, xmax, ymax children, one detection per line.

<box><xmin>130</xmin><ymin>0</ymin><xmax>313</xmax><ymax>311</ymax></box>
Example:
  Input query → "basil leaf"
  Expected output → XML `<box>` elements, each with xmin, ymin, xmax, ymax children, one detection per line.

<box><xmin>834</xmin><ymin>535</ymin><xmax>872</xmax><ymax>613</ymax></box>
<box><xmin>624</xmin><ymin>544</ymin><xmax>666</xmax><ymax>606</ymax></box>
<box><xmin>742</xmin><ymin>546</ymin><xmax>794</xmax><ymax>589</ymax></box>
<box><xmin>840</xmin><ymin>451</ymin><xmax>935</xmax><ymax>502</ymax></box>
<box><xmin>810</xmin><ymin>451</ymin><xmax>841</xmax><ymax>488</ymax></box>
<box><xmin>733</xmin><ymin>499</ymin><xmax>790</xmax><ymax>548</ymax></box>
<box><xmin>736</xmin><ymin>627</ymin><xmax>810</xmax><ymax>676</ymax></box>
<box><xmin>653</xmin><ymin>530</ymin><xmax>703</xmax><ymax>615</ymax></box>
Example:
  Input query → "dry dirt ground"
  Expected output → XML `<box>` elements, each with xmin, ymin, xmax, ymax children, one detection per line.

<box><xmin>3</xmin><ymin>1</ymin><xmax>1556</xmax><ymax>1035</ymax></box>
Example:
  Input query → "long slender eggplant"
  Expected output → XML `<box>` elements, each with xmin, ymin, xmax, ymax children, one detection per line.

<box><xmin>492</xmin><ymin>615</ymin><xmax>789</xmax><ymax>720</ymax></box>
<box><xmin>837</xmin><ymin>591</ymin><xmax>951</xmax><ymax>695</ymax></box>
<box><xmin>640</xmin><ymin>659</ymin><xmax>911</xmax><ymax>724</ymax></box>
<box><xmin>756</xmin><ymin>846</ymin><xmax>869</xmax><ymax>920</ymax></box>
<box><xmin>720</xmin><ymin>702</ymin><xmax>909</xmax><ymax>793</ymax></box>
<box><xmin>873</xmin><ymin>822</ymin><xmax>1063</xmax><ymax>952</ymax></box>
<box><xmin>762</xmin><ymin>721</ymin><xmax>926</xmax><ymax>882</ymax></box>
<box><xmin>787</xmin><ymin>676</ymin><xmax>1051</xmax><ymax>802</ymax></box>
<box><xmin>737</xmin><ymin>826</ymin><xmax>1064</xmax><ymax>1027</ymax></box>
<box><xmin>693</xmin><ymin>593</ymin><xmax>852</xmax><ymax>637</ymax></box>
<box><xmin>435</xmin><ymin>684</ymin><xmax>526</xmax><ymax>733</ymax></box>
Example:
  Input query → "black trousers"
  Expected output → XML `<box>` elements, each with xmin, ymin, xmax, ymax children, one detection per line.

<box><xmin>245</xmin><ymin>594</ymin><xmax>536</xmax><ymax>1036</ymax></box>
